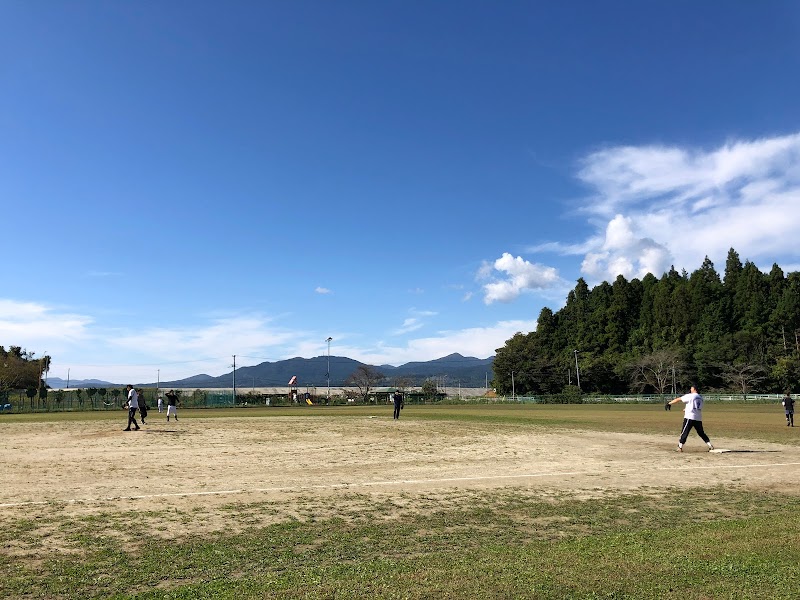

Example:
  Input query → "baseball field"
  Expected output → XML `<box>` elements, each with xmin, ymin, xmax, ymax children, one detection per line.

<box><xmin>1</xmin><ymin>403</ymin><xmax>799</xmax><ymax>598</ymax></box>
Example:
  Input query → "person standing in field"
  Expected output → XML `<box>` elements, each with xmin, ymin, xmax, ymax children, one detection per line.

<box><xmin>392</xmin><ymin>390</ymin><xmax>404</xmax><ymax>420</ymax></box>
<box><xmin>667</xmin><ymin>384</ymin><xmax>714</xmax><ymax>452</ymax></box>
<box><xmin>157</xmin><ymin>394</ymin><xmax>163</xmax><ymax>413</ymax></box>
<box><xmin>782</xmin><ymin>392</ymin><xmax>794</xmax><ymax>427</ymax></box>
<box><xmin>138</xmin><ymin>389</ymin><xmax>149</xmax><ymax>425</ymax></box>
<box><xmin>123</xmin><ymin>384</ymin><xmax>141</xmax><ymax>431</ymax></box>
<box><xmin>165</xmin><ymin>390</ymin><xmax>179</xmax><ymax>422</ymax></box>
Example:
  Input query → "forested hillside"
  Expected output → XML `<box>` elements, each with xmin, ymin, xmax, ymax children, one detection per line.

<box><xmin>493</xmin><ymin>249</ymin><xmax>800</xmax><ymax>396</ymax></box>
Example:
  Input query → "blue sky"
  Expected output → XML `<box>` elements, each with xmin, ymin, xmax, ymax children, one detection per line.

<box><xmin>2</xmin><ymin>1</ymin><xmax>800</xmax><ymax>384</ymax></box>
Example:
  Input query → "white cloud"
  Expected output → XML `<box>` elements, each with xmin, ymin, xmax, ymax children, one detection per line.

<box><xmin>575</xmin><ymin>133</ymin><xmax>800</xmax><ymax>282</ymax></box>
<box><xmin>341</xmin><ymin>319</ymin><xmax>537</xmax><ymax>366</ymax></box>
<box><xmin>2</xmin><ymin>295</ymin><xmax>533</xmax><ymax>384</ymax></box>
<box><xmin>315</xmin><ymin>286</ymin><xmax>331</xmax><ymax>294</ymax></box>
<box><xmin>0</xmin><ymin>299</ymin><xmax>92</xmax><ymax>350</ymax></box>
<box><xmin>110</xmin><ymin>315</ymin><xmax>297</xmax><ymax>367</ymax></box>
<box><xmin>394</xmin><ymin>318</ymin><xmax>423</xmax><ymax>334</ymax></box>
<box><xmin>481</xmin><ymin>253</ymin><xmax>561</xmax><ymax>304</ymax></box>
<box><xmin>0</xmin><ymin>303</ymin><xmax>306</xmax><ymax>383</ymax></box>
<box><xmin>391</xmin><ymin>309</ymin><xmax>438</xmax><ymax>335</ymax></box>
<box><xmin>580</xmin><ymin>214</ymin><xmax>672</xmax><ymax>281</ymax></box>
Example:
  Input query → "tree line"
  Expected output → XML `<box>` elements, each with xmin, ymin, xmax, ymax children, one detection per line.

<box><xmin>492</xmin><ymin>249</ymin><xmax>800</xmax><ymax>396</ymax></box>
<box><xmin>0</xmin><ymin>346</ymin><xmax>50</xmax><ymax>402</ymax></box>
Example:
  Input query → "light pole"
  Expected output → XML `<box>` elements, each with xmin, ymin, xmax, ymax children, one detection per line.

<box><xmin>511</xmin><ymin>370</ymin><xmax>516</xmax><ymax>400</ymax></box>
<box><xmin>326</xmin><ymin>337</ymin><xmax>332</xmax><ymax>402</ymax></box>
<box><xmin>573</xmin><ymin>350</ymin><xmax>581</xmax><ymax>391</ymax></box>
<box><xmin>232</xmin><ymin>355</ymin><xmax>236</xmax><ymax>407</ymax></box>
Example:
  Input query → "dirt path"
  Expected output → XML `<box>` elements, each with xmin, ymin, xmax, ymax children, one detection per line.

<box><xmin>2</xmin><ymin>415</ymin><xmax>799</xmax><ymax>535</ymax></box>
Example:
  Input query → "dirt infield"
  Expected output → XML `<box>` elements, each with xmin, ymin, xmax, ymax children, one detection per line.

<box><xmin>2</xmin><ymin>412</ymin><xmax>800</xmax><ymax>538</ymax></box>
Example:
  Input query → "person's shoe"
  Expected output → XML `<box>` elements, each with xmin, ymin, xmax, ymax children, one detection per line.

<box><xmin>708</xmin><ymin>444</ymin><xmax>714</xmax><ymax>451</ymax></box>
<box><xmin>167</xmin><ymin>417</ymin><xmax>169</xmax><ymax>422</ymax></box>
<box><xmin>123</xmin><ymin>428</ymin><xmax>131</xmax><ymax>431</ymax></box>
<box><xmin>175</xmin><ymin>417</ymin><xmax>178</xmax><ymax>421</ymax></box>
<box><xmin>135</xmin><ymin>426</ymin><xmax>141</xmax><ymax>431</ymax></box>
<box><xmin>676</xmin><ymin>446</ymin><xmax>682</xmax><ymax>452</ymax></box>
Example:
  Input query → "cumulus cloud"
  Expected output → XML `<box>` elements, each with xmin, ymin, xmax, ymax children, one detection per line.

<box><xmin>315</xmin><ymin>286</ymin><xmax>332</xmax><ymax>294</ymax></box>
<box><xmin>480</xmin><ymin>253</ymin><xmax>561</xmax><ymax>304</ymax></box>
<box><xmin>575</xmin><ymin>133</ymin><xmax>800</xmax><ymax>282</ymax></box>
<box><xmin>580</xmin><ymin>215</ymin><xmax>673</xmax><ymax>280</ymax></box>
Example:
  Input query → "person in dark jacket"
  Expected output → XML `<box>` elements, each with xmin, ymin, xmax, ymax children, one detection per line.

<box><xmin>392</xmin><ymin>390</ymin><xmax>404</xmax><ymax>420</ymax></box>
<box><xmin>138</xmin><ymin>389</ymin><xmax>149</xmax><ymax>424</ymax></box>
<box><xmin>782</xmin><ymin>392</ymin><xmax>795</xmax><ymax>427</ymax></box>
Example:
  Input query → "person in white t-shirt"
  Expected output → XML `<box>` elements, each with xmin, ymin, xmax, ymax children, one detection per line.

<box><xmin>667</xmin><ymin>384</ymin><xmax>714</xmax><ymax>452</ymax></box>
<box><xmin>123</xmin><ymin>384</ymin><xmax>141</xmax><ymax>431</ymax></box>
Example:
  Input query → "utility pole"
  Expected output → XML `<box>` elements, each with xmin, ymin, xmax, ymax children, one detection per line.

<box><xmin>573</xmin><ymin>350</ymin><xmax>581</xmax><ymax>391</ymax></box>
<box><xmin>511</xmin><ymin>371</ymin><xmax>515</xmax><ymax>400</ymax></box>
<box><xmin>671</xmin><ymin>364</ymin><xmax>676</xmax><ymax>395</ymax></box>
<box><xmin>232</xmin><ymin>355</ymin><xmax>236</xmax><ymax>407</ymax></box>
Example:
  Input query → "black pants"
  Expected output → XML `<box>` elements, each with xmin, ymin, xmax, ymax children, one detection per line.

<box><xmin>679</xmin><ymin>418</ymin><xmax>710</xmax><ymax>444</ymax></box>
<box><xmin>393</xmin><ymin>402</ymin><xmax>401</xmax><ymax>419</ymax></box>
<box><xmin>127</xmin><ymin>408</ymin><xmax>140</xmax><ymax>429</ymax></box>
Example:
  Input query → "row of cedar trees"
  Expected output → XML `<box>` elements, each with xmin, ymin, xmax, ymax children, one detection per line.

<box><xmin>492</xmin><ymin>249</ymin><xmax>800</xmax><ymax>396</ymax></box>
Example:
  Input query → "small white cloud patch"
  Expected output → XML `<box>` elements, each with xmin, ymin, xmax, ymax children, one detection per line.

<box><xmin>482</xmin><ymin>253</ymin><xmax>560</xmax><ymax>304</ymax></box>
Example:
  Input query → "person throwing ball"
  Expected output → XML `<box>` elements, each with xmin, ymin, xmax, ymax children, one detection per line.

<box><xmin>667</xmin><ymin>384</ymin><xmax>714</xmax><ymax>452</ymax></box>
<box><xmin>165</xmin><ymin>390</ymin><xmax>180</xmax><ymax>422</ymax></box>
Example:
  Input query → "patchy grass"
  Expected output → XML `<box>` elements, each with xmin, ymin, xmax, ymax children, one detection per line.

<box><xmin>1</xmin><ymin>487</ymin><xmax>799</xmax><ymax>599</ymax></box>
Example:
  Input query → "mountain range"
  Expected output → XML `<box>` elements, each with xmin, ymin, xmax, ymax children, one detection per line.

<box><xmin>46</xmin><ymin>353</ymin><xmax>495</xmax><ymax>389</ymax></box>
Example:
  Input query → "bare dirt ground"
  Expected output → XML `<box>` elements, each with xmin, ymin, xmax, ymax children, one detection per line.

<box><xmin>2</xmin><ymin>413</ymin><xmax>800</xmax><ymax>540</ymax></box>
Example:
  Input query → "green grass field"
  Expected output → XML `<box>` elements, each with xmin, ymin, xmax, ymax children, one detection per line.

<box><xmin>1</xmin><ymin>403</ymin><xmax>798</xmax><ymax>599</ymax></box>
